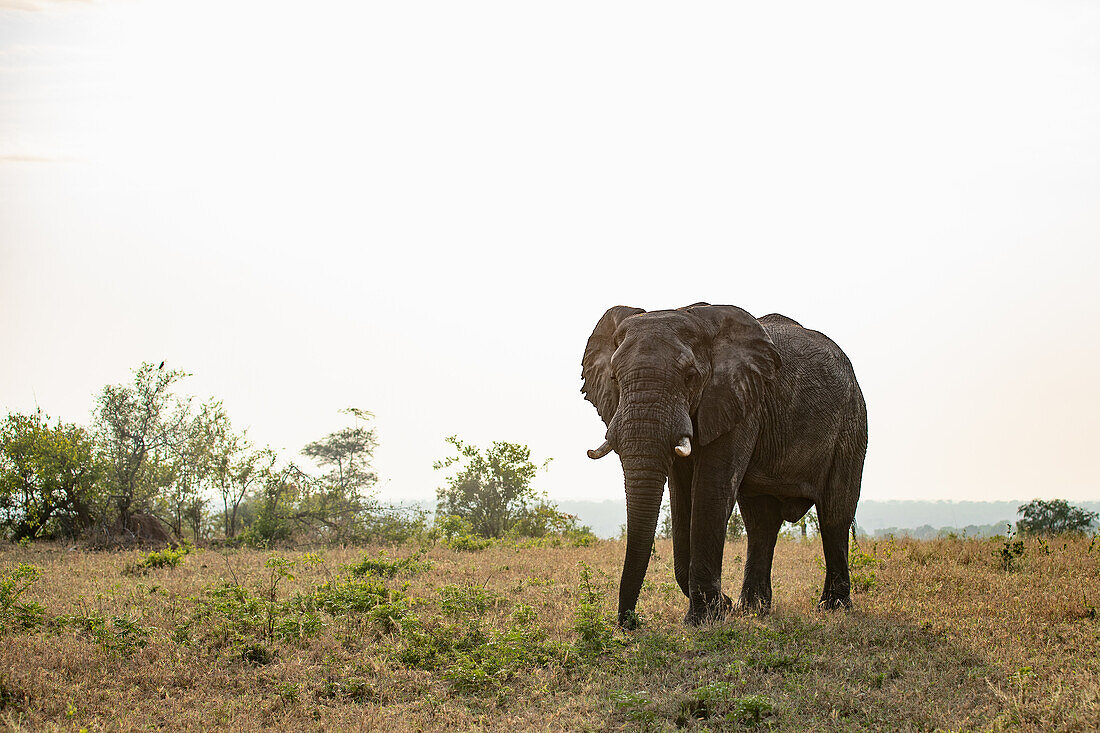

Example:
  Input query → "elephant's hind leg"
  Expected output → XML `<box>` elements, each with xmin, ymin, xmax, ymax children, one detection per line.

<box><xmin>736</xmin><ymin>493</ymin><xmax>784</xmax><ymax>613</ymax></box>
<box><xmin>817</xmin><ymin>521</ymin><xmax>853</xmax><ymax>609</ymax></box>
<box><xmin>817</xmin><ymin>433</ymin><xmax>865</xmax><ymax>610</ymax></box>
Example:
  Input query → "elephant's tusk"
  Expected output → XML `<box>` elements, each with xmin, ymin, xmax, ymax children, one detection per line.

<box><xmin>674</xmin><ymin>436</ymin><xmax>692</xmax><ymax>457</ymax></box>
<box><xmin>587</xmin><ymin>440</ymin><xmax>613</xmax><ymax>459</ymax></box>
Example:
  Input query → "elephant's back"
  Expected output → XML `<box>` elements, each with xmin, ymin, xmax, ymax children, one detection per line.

<box><xmin>758</xmin><ymin>314</ymin><xmax>858</xmax><ymax>380</ymax></box>
<box><xmin>757</xmin><ymin>313</ymin><xmax>866</xmax><ymax>427</ymax></box>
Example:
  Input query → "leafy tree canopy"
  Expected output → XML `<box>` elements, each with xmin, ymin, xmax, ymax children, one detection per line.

<box><xmin>301</xmin><ymin>407</ymin><xmax>378</xmax><ymax>497</ymax></box>
<box><xmin>94</xmin><ymin>361</ymin><xmax>190</xmax><ymax>521</ymax></box>
<box><xmin>1017</xmin><ymin>498</ymin><xmax>1098</xmax><ymax>535</ymax></box>
<box><xmin>0</xmin><ymin>410</ymin><xmax>102</xmax><ymax>540</ymax></box>
<box><xmin>434</xmin><ymin>436</ymin><xmax>551</xmax><ymax>539</ymax></box>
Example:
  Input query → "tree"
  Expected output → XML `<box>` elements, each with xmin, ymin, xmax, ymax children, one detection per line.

<box><xmin>434</xmin><ymin>436</ymin><xmax>550</xmax><ymax>538</ymax></box>
<box><xmin>1016</xmin><ymin>499</ymin><xmax>1098</xmax><ymax>535</ymax></box>
<box><xmin>213</xmin><ymin>438</ymin><xmax>267</xmax><ymax>540</ymax></box>
<box><xmin>155</xmin><ymin>399</ymin><xmax>222</xmax><ymax>540</ymax></box>
<box><xmin>727</xmin><ymin>505</ymin><xmax>745</xmax><ymax>539</ymax></box>
<box><xmin>94</xmin><ymin>362</ymin><xmax>190</xmax><ymax>527</ymax></box>
<box><xmin>295</xmin><ymin>407</ymin><xmax>379</xmax><ymax>541</ymax></box>
<box><xmin>0</xmin><ymin>411</ymin><xmax>102</xmax><ymax>540</ymax></box>
<box><xmin>301</xmin><ymin>407</ymin><xmax>378</xmax><ymax>498</ymax></box>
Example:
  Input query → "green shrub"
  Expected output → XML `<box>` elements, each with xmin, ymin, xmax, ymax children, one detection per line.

<box><xmin>396</xmin><ymin>584</ymin><xmax>568</xmax><ymax>696</ymax></box>
<box><xmin>0</xmin><ymin>564</ymin><xmax>44</xmax><ymax>633</ymax></box>
<box><xmin>310</xmin><ymin>577</ymin><xmax>395</xmax><ymax>615</ymax></box>
<box><xmin>126</xmin><ymin>541</ymin><xmax>194</xmax><ymax>574</ymax></box>
<box><xmin>848</xmin><ymin>539</ymin><xmax>881</xmax><ymax>592</ymax></box>
<box><xmin>572</xmin><ymin>563</ymin><xmax>616</xmax><ymax>658</ymax></box>
<box><xmin>610</xmin><ymin>690</ymin><xmax>658</xmax><ymax>724</ymax></box>
<box><xmin>61</xmin><ymin>611</ymin><xmax>152</xmax><ymax>656</ymax></box>
<box><xmin>436</xmin><ymin>515</ymin><xmax>494</xmax><ymax>551</ymax></box>
<box><xmin>439</xmin><ymin>583</ymin><xmax>500</xmax><ymax>622</ymax></box>
<box><xmin>343</xmin><ymin>552</ymin><xmax>432</xmax><ymax>578</ymax></box>
<box><xmin>731</xmin><ymin>694</ymin><xmax>776</xmax><ymax>725</ymax></box>
<box><xmin>240</xmin><ymin>642</ymin><xmax>275</xmax><ymax>665</ymax></box>
<box><xmin>996</xmin><ymin>526</ymin><xmax>1026</xmax><ymax>571</ymax></box>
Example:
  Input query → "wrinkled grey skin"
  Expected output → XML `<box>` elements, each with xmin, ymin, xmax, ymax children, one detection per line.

<box><xmin>581</xmin><ymin>303</ymin><xmax>867</xmax><ymax>626</ymax></box>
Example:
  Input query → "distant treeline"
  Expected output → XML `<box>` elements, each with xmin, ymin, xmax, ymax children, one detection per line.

<box><xmin>547</xmin><ymin>499</ymin><xmax>1100</xmax><ymax>540</ymax></box>
<box><xmin>0</xmin><ymin>362</ymin><xmax>588</xmax><ymax>547</ymax></box>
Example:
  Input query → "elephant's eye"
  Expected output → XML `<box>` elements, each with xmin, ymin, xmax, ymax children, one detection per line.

<box><xmin>684</xmin><ymin>367</ymin><xmax>698</xmax><ymax>386</ymax></box>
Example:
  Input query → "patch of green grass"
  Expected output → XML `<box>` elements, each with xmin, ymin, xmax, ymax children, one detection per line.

<box><xmin>610</xmin><ymin>690</ymin><xmax>658</xmax><ymax>724</ymax></box>
<box><xmin>126</xmin><ymin>541</ymin><xmax>194</xmax><ymax>574</ymax></box>
<box><xmin>59</xmin><ymin>610</ymin><xmax>152</xmax><ymax>656</ymax></box>
<box><xmin>240</xmin><ymin>642</ymin><xmax>275</xmax><ymax>666</ymax></box>
<box><xmin>343</xmin><ymin>551</ymin><xmax>433</xmax><ymax>578</ymax></box>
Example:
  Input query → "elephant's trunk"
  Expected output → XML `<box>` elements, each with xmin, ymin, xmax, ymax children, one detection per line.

<box><xmin>618</xmin><ymin>457</ymin><xmax>668</xmax><ymax>626</ymax></box>
<box><xmin>614</xmin><ymin>390</ymin><xmax>690</xmax><ymax>626</ymax></box>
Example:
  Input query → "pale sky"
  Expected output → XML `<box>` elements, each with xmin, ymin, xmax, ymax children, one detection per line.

<box><xmin>2</xmin><ymin>1</ymin><xmax>1099</xmax><ymax>505</ymax></box>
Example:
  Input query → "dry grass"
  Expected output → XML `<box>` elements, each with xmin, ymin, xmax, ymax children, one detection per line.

<box><xmin>1</xmin><ymin>533</ymin><xmax>1098</xmax><ymax>731</ymax></box>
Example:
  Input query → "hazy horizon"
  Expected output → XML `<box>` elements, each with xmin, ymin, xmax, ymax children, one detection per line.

<box><xmin>3</xmin><ymin>1</ymin><xmax>1099</xmax><ymax>504</ymax></box>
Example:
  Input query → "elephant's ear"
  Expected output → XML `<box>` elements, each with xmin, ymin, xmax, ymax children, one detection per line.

<box><xmin>581</xmin><ymin>305</ymin><xmax>646</xmax><ymax>426</ymax></box>
<box><xmin>688</xmin><ymin>304</ymin><xmax>782</xmax><ymax>446</ymax></box>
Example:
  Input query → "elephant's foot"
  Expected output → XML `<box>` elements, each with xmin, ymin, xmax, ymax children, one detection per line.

<box><xmin>817</xmin><ymin>595</ymin><xmax>852</xmax><ymax>611</ymax></box>
<box><xmin>684</xmin><ymin>593</ymin><xmax>732</xmax><ymax>626</ymax></box>
<box><xmin>617</xmin><ymin>609</ymin><xmax>641</xmax><ymax>630</ymax></box>
<box><xmin>736</xmin><ymin>590</ymin><xmax>772</xmax><ymax>616</ymax></box>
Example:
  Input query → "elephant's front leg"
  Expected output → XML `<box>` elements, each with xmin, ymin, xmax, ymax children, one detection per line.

<box><xmin>684</xmin><ymin>441</ymin><xmax>744</xmax><ymax>625</ymax></box>
<box><xmin>668</xmin><ymin>458</ymin><xmax>694</xmax><ymax>599</ymax></box>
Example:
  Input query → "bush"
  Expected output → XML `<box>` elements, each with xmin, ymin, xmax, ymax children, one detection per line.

<box><xmin>436</xmin><ymin>515</ymin><xmax>494</xmax><ymax>551</ymax></box>
<box><xmin>343</xmin><ymin>552</ymin><xmax>432</xmax><ymax>578</ymax></box>
<box><xmin>60</xmin><ymin>611</ymin><xmax>152</xmax><ymax>656</ymax></box>
<box><xmin>359</xmin><ymin>503</ymin><xmax>432</xmax><ymax>545</ymax></box>
<box><xmin>126</xmin><ymin>540</ymin><xmax>194</xmax><ymax>574</ymax></box>
<box><xmin>572</xmin><ymin>563</ymin><xmax>616</xmax><ymax>657</ymax></box>
<box><xmin>0</xmin><ymin>564</ymin><xmax>44</xmax><ymax>633</ymax></box>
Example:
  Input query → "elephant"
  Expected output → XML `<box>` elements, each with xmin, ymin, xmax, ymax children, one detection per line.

<box><xmin>581</xmin><ymin>303</ymin><xmax>867</xmax><ymax>626</ymax></box>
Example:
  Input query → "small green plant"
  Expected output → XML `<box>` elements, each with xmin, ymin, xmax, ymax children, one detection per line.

<box><xmin>610</xmin><ymin>690</ymin><xmax>657</xmax><ymax>724</ymax></box>
<box><xmin>572</xmin><ymin>562</ymin><xmax>616</xmax><ymax>657</ymax></box>
<box><xmin>275</xmin><ymin>681</ymin><xmax>300</xmax><ymax>703</ymax></box>
<box><xmin>997</xmin><ymin>526</ymin><xmax>1026</xmax><ymax>571</ymax></box>
<box><xmin>731</xmin><ymin>694</ymin><xmax>775</xmax><ymax>725</ymax></box>
<box><xmin>126</xmin><ymin>541</ymin><xmax>194</xmax><ymax>574</ymax></box>
<box><xmin>262</xmin><ymin>556</ymin><xmax>296</xmax><ymax>639</ymax></box>
<box><xmin>439</xmin><ymin>583</ymin><xmax>500</xmax><ymax>622</ymax></box>
<box><xmin>0</xmin><ymin>564</ymin><xmax>45</xmax><ymax>633</ymax></box>
<box><xmin>395</xmin><ymin>583</ymin><xmax>567</xmax><ymax>696</ymax></box>
<box><xmin>1083</xmin><ymin>593</ymin><xmax>1097</xmax><ymax>621</ymax></box>
<box><xmin>677</xmin><ymin>680</ymin><xmax>735</xmax><ymax>724</ymax></box>
<box><xmin>185</xmin><ymin>557</ymin><xmax>331</xmax><ymax>650</ymax></box>
<box><xmin>240</xmin><ymin>642</ymin><xmax>275</xmax><ymax>665</ymax></box>
<box><xmin>62</xmin><ymin>610</ymin><xmax>152</xmax><ymax>656</ymax></box>
<box><xmin>848</xmin><ymin>539</ymin><xmax>881</xmax><ymax>592</ymax></box>
<box><xmin>311</xmin><ymin>577</ymin><xmax>396</xmax><ymax>616</ymax></box>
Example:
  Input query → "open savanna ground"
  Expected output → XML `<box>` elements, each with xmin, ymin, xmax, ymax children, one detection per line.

<box><xmin>1</xmin><ymin>533</ymin><xmax>1098</xmax><ymax>732</ymax></box>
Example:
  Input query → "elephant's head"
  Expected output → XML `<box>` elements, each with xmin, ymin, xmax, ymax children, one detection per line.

<box><xmin>581</xmin><ymin>303</ymin><xmax>781</xmax><ymax>624</ymax></box>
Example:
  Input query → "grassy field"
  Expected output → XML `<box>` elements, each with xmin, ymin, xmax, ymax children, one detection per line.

<box><xmin>1</xmin><ymin>533</ymin><xmax>1098</xmax><ymax>732</ymax></box>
